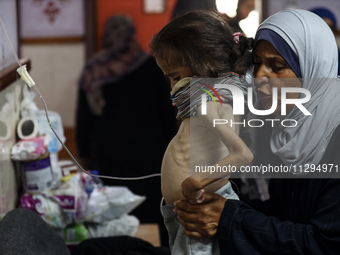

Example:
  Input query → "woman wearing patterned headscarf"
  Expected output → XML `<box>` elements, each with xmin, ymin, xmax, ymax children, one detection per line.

<box><xmin>173</xmin><ymin>9</ymin><xmax>340</xmax><ymax>254</ymax></box>
<box><xmin>76</xmin><ymin>14</ymin><xmax>177</xmax><ymax>246</ymax></box>
<box><xmin>78</xmin><ymin>14</ymin><xmax>149</xmax><ymax>115</ymax></box>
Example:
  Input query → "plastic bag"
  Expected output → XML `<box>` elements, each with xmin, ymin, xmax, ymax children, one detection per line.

<box><xmin>11</xmin><ymin>135</ymin><xmax>49</xmax><ymax>161</ymax></box>
<box><xmin>0</xmin><ymin>86</ymin><xmax>21</xmax><ymax>218</ymax></box>
<box><xmin>19</xmin><ymin>173</ymin><xmax>89</xmax><ymax>228</ymax></box>
<box><xmin>0</xmin><ymin>157</ymin><xmax>18</xmax><ymax>219</ymax></box>
<box><xmin>35</xmin><ymin>110</ymin><xmax>65</xmax><ymax>153</ymax></box>
<box><xmin>18</xmin><ymin>86</ymin><xmax>66</xmax><ymax>157</ymax></box>
<box><xmin>20</xmin><ymin>192</ymin><xmax>72</xmax><ymax>228</ymax></box>
<box><xmin>51</xmin><ymin>173</ymin><xmax>88</xmax><ymax>224</ymax></box>
<box><xmin>85</xmin><ymin>186</ymin><xmax>145</xmax><ymax>223</ymax></box>
<box><xmin>80</xmin><ymin>171</ymin><xmax>103</xmax><ymax>196</ymax></box>
<box><xmin>86</xmin><ymin>214</ymin><xmax>139</xmax><ymax>238</ymax></box>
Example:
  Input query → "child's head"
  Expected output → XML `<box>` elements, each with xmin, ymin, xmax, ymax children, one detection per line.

<box><xmin>149</xmin><ymin>10</ymin><xmax>252</xmax><ymax>80</ymax></box>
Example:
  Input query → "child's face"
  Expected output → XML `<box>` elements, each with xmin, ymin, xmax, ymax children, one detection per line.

<box><xmin>155</xmin><ymin>57</ymin><xmax>193</xmax><ymax>89</ymax></box>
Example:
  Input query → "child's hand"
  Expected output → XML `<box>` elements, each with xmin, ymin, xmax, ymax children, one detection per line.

<box><xmin>181</xmin><ymin>177</ymin><xmax>205</xmax><ymax>204</ymax></box>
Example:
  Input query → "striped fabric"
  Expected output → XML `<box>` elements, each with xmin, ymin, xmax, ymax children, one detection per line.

<box><xmin>171</xmin><ymin>72</ymin><xmax>248</xmax><ymax>120</ymax></box>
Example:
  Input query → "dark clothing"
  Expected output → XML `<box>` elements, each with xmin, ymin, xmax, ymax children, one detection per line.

<box><xmin>72</xmin><ymin>236</ymin><xmax>170</xmax><ymax>255</ymax></box>
<box><xmin>76</xmin><ymin>56</ymin><xmax>177</xmax><ymax>246</ymax></box>
<box><xmin>76</xmin><ymin>56</ymin><xmax>176</xmax><ymax>175</ymax></box>
<box><xmin>0</xmin><ymin>209</ymin><xmax>70</xmax><ymax>255</ymax></box>
<box><xmin>171</xmin><ymin>0</ymin><xmax>217</xmax><ymax>19</ymax></box>
<box><xmin>217</xmin><ymin>124</ymin><xmax>340</xmax><ymax>254</ymax></box>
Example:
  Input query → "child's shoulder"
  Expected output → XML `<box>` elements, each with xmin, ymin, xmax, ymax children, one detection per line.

<box><xmin>216</xmin><ymin>72</ymin><xmax>248</xmax><ymax>86</ymax></box>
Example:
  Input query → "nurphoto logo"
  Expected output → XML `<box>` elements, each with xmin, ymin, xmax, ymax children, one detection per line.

<box><xmin>200</xmin><ymin>84</ymin><xmax>311</xmax><ymax>128</ymax></box>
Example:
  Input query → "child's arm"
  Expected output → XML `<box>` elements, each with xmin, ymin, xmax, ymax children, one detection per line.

<box><xmin>181</xmin><ymin>102</ymin><xmax>253</xmax><ymax>203</ymax></box>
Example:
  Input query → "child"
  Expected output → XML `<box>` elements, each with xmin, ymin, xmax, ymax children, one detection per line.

<box><xmin>149</xmin><ymin>10</ymin><xmax>253</xmax><ymax>254</ymax></box>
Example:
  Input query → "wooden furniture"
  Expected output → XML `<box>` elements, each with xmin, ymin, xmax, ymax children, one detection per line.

<box><xmin>0</xmin><ymin>59</ymin><xmax>30</xmax><ymax>92</ymax></box>
<box><xmin>134</xmin><ymin>223</ymin><xmax>161</xmax><ymax>247</ymax></box>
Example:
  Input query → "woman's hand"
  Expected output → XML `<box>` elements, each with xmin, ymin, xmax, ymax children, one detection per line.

<box><xmin>174</xmin><ymin>193</ymin><xmax>227</xmax><ymax>239</ymax></box>
<box><xmin>181</xmin><ymin>177</ymin><xmax>205</xmax><ymax>204</ymax></box>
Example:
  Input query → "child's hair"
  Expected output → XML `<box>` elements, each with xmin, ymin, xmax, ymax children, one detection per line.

<box><xmin>149</xmin><ymin>10</ymin><xmax>253</xmax><ymax>77</ymax></box>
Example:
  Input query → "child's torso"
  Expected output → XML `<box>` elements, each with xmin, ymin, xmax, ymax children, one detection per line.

<box><xmin>161</xmin><ymin>115</ymin><xmax>241</xmax><ymax>204</ymax></box>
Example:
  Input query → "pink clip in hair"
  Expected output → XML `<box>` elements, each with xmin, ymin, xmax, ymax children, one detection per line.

<box><xmin>233</xmin><ymin>32</ymin><xmax>242</xmax><ymax>43</ymax></box>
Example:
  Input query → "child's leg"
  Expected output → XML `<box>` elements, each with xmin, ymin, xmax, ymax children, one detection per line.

<box><xmin>161</xmin><ymin>182</ymin><xmax>238</xmax><ymax>254</ymax></box>
<box><xmin>161</xmin><ymin>204</ymin><xmax>182</xmax><ymax>250</ymax></box>
<box><xmin>218</xmin><ymin>180</ymin><xmax>240</xmax><ymax>200</ymax></box>
<box><xmin>161</xmin><ymin>203</ymin><xmax>219</xmax><ymax>255</ymax></box>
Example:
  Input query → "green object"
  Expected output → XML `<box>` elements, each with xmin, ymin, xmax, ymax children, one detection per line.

<box><xmin>63</xmin><ymin>223</ymin><xmax>88</xmax><ymax>244</ymax></box>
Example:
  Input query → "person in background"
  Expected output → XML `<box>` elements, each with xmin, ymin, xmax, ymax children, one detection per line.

<box><xmin>227</xmin><ymin>0</ymin><xmax>255</xmax><ymax>34</ymax></box>
<box><xmin>173</xmin><ymin>9</ymin><xmax>340</xmax><ymax>254</ymax></box>
<box><xmin>310</xmin><ymin>7</ymin><xmax>340</xmax><ymax>75</ymax></box>
<box><xmin>171</xmin><ymin>0</ymin><xmax>217</xmax><ymax>19</ymax></box>
<box><xmin>76</xmin><ymin>14</ymin><xmax>177</xmax><ymax>247</ymax></box>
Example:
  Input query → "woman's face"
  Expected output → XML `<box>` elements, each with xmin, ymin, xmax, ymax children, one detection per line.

<box><xmin>155</xmin><ymin>57</ymin><xmax>193</xmax><ymax>89</ymax></box>
<box><xmin>253</xmin><ymin>40</ymin><xmax>302</xmax><ymax>115</ymax></box>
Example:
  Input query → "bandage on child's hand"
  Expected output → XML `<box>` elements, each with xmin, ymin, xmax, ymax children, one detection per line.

<box><xmin>181</xmin><ymin>177</ymin><xmax>206</xmax><ymax>204</ymax></box>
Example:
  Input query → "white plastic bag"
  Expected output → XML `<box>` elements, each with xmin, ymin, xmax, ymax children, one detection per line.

<box><xmin>0</xmin><ymin>157</ymin><xmax>18</xmax><ymax>219</ymax></box>
<box><xmin>0</xmin><ymin>86</ymin><xmax>21</xmax><ymax>218</ymax></box>
<box><xmin>85</xmin><ymin>186</ymin><xmax>145</xmax><ymax>223</ymax></box>
<box><xmin>51</xmin><ymin>173</ymin><xmax>88</xmax><ymax>224</ymax></box>
<box><xmin>86</xmin><ymin>214</ymin><xmax>139</xmax><ymax>238</ymax></box>
<box><xmin>19</xmin><ymin>173</ymin><xmax>89</xmax><ymax>228</ymax></box>
<box><xmin>20</xmin><ymin>192</ymin><xmax>72</xmax><ymax>229</ymax></box>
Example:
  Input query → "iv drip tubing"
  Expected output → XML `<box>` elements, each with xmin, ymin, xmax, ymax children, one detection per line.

<box><xmin>0</xmin><ymin>15</ymin><xmax>160</xmax><ymax>181</ymax></box>
<box><xmin>0</xmin><ymin>15</ymin><xmax>21</xmax><ymax>67</ymax></box>
<box><xmin>34</xmin><ymin>86</ymin><xmax>161</xmax><ymax>181</ymax></box>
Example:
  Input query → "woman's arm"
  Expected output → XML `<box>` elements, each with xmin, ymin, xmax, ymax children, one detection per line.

<box><xmin>219</xmin><ymin>180</ymin><xmax>340</xmax><ymax>254</ymax></box>
<box><xmin>174</xmin><ymin>193</ymin><xmax>227</xmax><ymax>238</ymax></box>
<box><xmin>175</xmin><ymin>178</ymin><xmax>340</xmax><ymax>254</ymax></box>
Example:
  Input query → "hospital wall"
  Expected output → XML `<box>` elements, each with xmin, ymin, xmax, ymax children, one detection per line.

<box><xmin>20</xmin><ymin>0</ymin><xmax>176</xmax><ymax>128</ymax></box>
<box><xmin>17</xmin><ymin>0</ymin><xmax>340</xmax><ymax>160</ymax></box>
